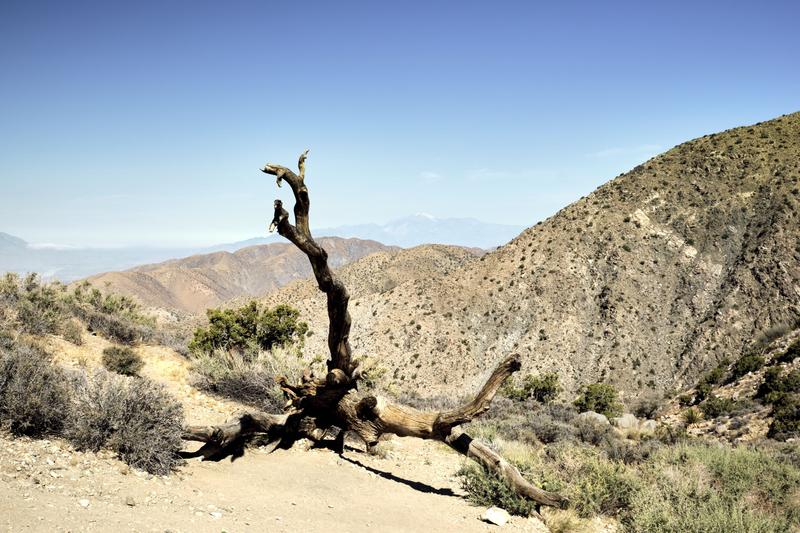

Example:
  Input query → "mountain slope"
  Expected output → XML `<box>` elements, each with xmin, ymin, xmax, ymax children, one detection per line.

<box><xmin>86</xmin><ymin>238</ymin><xmax>395</xmax><ymax>313</ymax></box>
<box><xmin>265</xmin><ymin>113</ymin><xmax>800</xmax><ymax>399</ymax></box>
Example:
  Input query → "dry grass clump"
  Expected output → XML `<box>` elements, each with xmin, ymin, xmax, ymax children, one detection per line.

<box><xmin>0</xmin><ymin>337</ymin><xmax>183</xmax><ymax>474</ymax></box>
<box><xmin>190</xmin><ymin>346</ymin><xmax>308</xmax><ymax>412</ymax></box>
<box><xmin>101</xmin><ymin>345</ymin><xmax>144</xmax><ymax>376</ymax></box>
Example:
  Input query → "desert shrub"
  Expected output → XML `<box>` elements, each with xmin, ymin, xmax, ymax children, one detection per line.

<box><xmin>14</xmin><ymin>274</ymin><xmax>66</xmax><ymax>335</ymax></box>
<box><xmin>524</xmin><ymin>372</ymin><xmax>561</xmax><ymax>403</ymax></box>
<box><xmin>102</xmin><ymin>346</ymin><xmax>144</xmax><ymax>376</ymax></box>
<box><xmin>457</xmin><ymin>463</ymin><xmax>536</xmax><ymax>516</ymax></box>
<box><xmin>534</xmin><ymin>443</ymin><xmax>641</xmax><ymax>518</ymax></box>
<box><xmin>757</xmin><ymin>367</ymin><xmax>800</xmax><ymax>402</ymax></box>
<box><xmin>526</xmin><ymin>410</ymin><xmax>576</xmax><ymax>444</ymax></box>
<box><xmin>703</xmin><ymin>360</ymin><xmax>729</xmax><ymax>386</ymax></box>
<box><xmin>727</xmin><ymin>353</ymin><xmax>765</xmax><ymax>383</ymax></box>
<box><xmin>189</xmin><ymin>301</ymin><xmax>307</xmax><ymax>355</ymax></box>
<box><xmin>67</xmin><ymin>370</ymin><xmax>183</xmax><ymax>474</ymax></box>
<box><xmin>632</xmin><ymin>396</ymin><xmax>661</xmax><ymax>419</ymax></box>
<box><xmin>626</xmin><ymin>443</ymin><xmax>799</xmax><ymax>532</ymax></box>
<box><xmin>62</xmin><ymin>320</ymin><xmax>83</xmax><ymax>345</ymax></box>
<box><xmin>573</xmin><ymin>416</ymin><xmax>615</xmax><ymax>446</ymax></box>
<box><xmin>775</xmin><ymin>339</ymin><xmax>800</xmax><ymax>364</ymax></box>
<box><xmin>544</xmin><ymin>402</ymin><xmax>579</xmax><ymax>422</ymax></box>
<box><xmin>190</xmin><ymin>346</ymin><xmax>306</xmax><ymax>412</ymax></box>
<box><xmin>573</xmin><ymin>383</ymin><xmax>623</xmax><ymax>418</ymax></box>
<box><xmin>0</xmin><ymin>341</ymin><xmax>69</xmax><ymax>436</ymax></box>
<box><xmin>753</xmin><ymin>324</ymin><xmax>792</xmax><ymax>351</ymax></box>
<box><xmin>686</xmin><ymin>358</ymin><xmax>732</xmax><ymax>405</ymax></box>
<box><xmin>0</xmin><ymin>272</ymin><xmax>21</xmax><ymax>304</ymax></box>
<box><xmin>526</xmin><ymin>440</ymin><xmax>800</xmax><ymax>530</ymax></box>
<box><xmin>653</xmin><ymin>424</ymin><xmax>689</xmax><ymax>445</ymax></box>
<box><xmin>502</xmin><ymin>372</ymin><xmax>561</xmax><ymax>403</ymax></box>
<box><xmin>767</xmin><ymin>393</ymin><xmax>800</xmax><ymax>441</ymax></box>
<box><xmin>683</xmin><ymin>407</ymin><xmax>702</xmax><ymax>424</ymax></box>
<box><xmin>602</xmin><ymin>438</ymin><xmax>661</xmax><ymax>465</ymax></box>
<box><xmin>75</xmin><ymin>307</ymin><xmax>153</xmax><ymax>345</ymax></box>
<box><xmin>0</xmin><ymin>329</ymin><xmax>15</xmax><ymax>351</ymax></box>
<box><xmin>700</xmin><ymin>396</ymin><xmax>755</xmax><ymax>419</ymax></box>
<box><xmin>694</xmin><ymin>381</ymin><xmax>713</xmax><ymax>404</ymax></box>
<box><xmin>69</xmin><ymin>283</ymin><xmax>156</xmax><ymax>345</ymax></box>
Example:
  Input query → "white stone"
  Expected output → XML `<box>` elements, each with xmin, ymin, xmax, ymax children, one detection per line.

<box><xmin>640</xmin><ymin>420</ymin><xmax>658</xmax><ymax>433</ymax></box>
<box><xmin>481</xmin><ymin>506</ymin><xmax>511</xmax><ymax>526</ymax></box>
<box><xmin>78</xmin><ymin>499</ymin><xmax>90</xmax><ymax>508</ymax></box>
<box><xmin>611</xmin><ymin>413</ymin><xmax>638</xmax><ymax>429</ymax></box>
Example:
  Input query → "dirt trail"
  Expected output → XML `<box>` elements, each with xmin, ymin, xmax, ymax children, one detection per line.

<box><xmin>1</xmin><ymin>433</ymin><xmax>551</xmax><ymax>532</ymax></box>
<box><xmin>1</xmin><ymin>335</ymin><xmax>551</xmax><ymax>532</ymax></box>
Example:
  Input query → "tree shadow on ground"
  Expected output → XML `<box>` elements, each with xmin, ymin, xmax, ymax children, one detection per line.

<box><xmin>339</xmin><ymin>454</ymin><xmax>457</xmax><ymax>497</ymax></box>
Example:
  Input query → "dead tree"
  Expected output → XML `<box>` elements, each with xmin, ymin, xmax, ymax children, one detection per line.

<box><xmin>182</xmin><ymin>151</ymin><xmax>567</xmax><ymax>509</ymax></box>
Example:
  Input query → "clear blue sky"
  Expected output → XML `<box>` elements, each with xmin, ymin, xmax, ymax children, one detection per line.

<box><xmin>1</xmin><ymin>1</ymin><xmax>798</xmax><ymax>247</ymax></box>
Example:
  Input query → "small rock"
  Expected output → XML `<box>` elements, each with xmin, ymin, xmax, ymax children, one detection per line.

<box><xmin>480</xmin><ymin>506</ymin><xmax>510</xmax><ymax>526</ymax></box>
<box><xmin>125</xmin><ymin>496</ymin><xmax>136</xmax><ymax>507</ymax></box>
<box><xmin>78</xmin><ymin>499</ymin><xmax>90</xmax><ymax>508</ymax></box>
<box><xmin>210</xmin><ymin>511</ymin><xmax>223</xmax><ymax>519</ymax></box>
<box><xmin>611</xmin><ymin>413</ymin><xmax>638</xmax><ymax>429</ymax></box>
<box><xmin>640</xmin><ymin>420</ymin><xmax>658</xmax><ymax>433</ymax></box>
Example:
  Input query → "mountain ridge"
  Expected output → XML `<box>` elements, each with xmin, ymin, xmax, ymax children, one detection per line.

<box><xmin>254</xmin><ymin>112</ymin><xmax>800</xmax><ymax>399</ymax></box>
<box><xmin>0</xmin><ymin>215</ymin><xmax>517</xmax><ymax>281</ymax></box>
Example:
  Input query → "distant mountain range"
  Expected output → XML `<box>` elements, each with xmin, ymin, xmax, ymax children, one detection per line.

<box><xmin>86</xmin><ymin>238</ymin><xmax>395</xmax><ymax>313</ymax></box>
<box><xmin>0</xmin><ymin>215</ymin><xmax>522</xmax><ymax>281</ymax></box>
<box><xmin>215</xmin><ymin>215</ymin><xmax>524</xmax><ymax>252</ymax></box>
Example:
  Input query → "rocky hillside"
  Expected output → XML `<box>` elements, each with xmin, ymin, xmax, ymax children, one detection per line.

<box><xmin>263</xmin><ymin>113</ymin><xmax>800</xmax><ymax>400</ymax></box>
<box><xmin>86</xmin><ymin>238</ymin><xmax>394</xmax><ymax>314</ymax></box>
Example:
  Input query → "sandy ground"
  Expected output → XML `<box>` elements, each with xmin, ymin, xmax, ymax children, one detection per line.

<box><xmin>0</xmin><ymin>433</ymin><xmax>557</xmax><ymax>533</ymax></box>
<box><xmin>1</xmin><ymin>334</ymin><xmax>554</xmax><ymax>532</ymax></box>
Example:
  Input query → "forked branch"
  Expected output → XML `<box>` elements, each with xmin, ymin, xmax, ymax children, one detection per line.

<box><xmin>181</xmin><ymin>151</ymin><xmax>567</xmax><ymax>513</ymax></box>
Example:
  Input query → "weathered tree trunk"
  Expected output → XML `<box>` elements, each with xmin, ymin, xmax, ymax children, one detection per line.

<box><xmin>182</xmin><ymin>151</ymin><xmax>567</xmax><ymax>510</ymax></box>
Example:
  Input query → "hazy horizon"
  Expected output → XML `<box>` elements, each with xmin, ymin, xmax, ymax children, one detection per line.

<box><xmin>2</xmin><ymin>1</ymin><xmax>798</xmax><ymax>247</ymax></box>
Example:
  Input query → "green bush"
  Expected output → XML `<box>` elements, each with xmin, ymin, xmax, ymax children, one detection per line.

<box><xmin>633</xmin><ymin>396</ymin><xmax>661</xmax><ymax>419</ymax></box>
<box><xmin>699</xmin><ymin>395</ymin><xmax>752</xmax><ymax>419</ymax></box>
<box><xmin>189</xmin><ymin>302</ymin><xmax>307</xmax><ymax>355</ymax></box>
<box><xmin>627</xmin><ymin>443</ymin><xmax>799</xmax><ymax>532</ymax></box>
<box><xmin>524</xmin><ymin>372</ymin><xmax>561</xmax><ymax>403</ymax></box>
<box><xmin>502</xmin><ymin>372</ymin><xmax>561</xmax><ymax>403</ymax></box>
<box><xmin>102</xmin><ymin>346</ymin><xmax>144</xmax><ymax>376</ymax></box>
<box><xmin>14</xmin><ymin>274</ymin><xmax>66</xmax><ymax>335</ymax></box>
<box><xmin>67</xmin><ymin>370</ymin><xmax>184</xmax><ymax>474</ymax></box>
<box><xmin>757</xmin><ymin>367</ymin><xmax>800</xmax><ymax>403</ymax></box>
<box><xmin>683</xmin><ymin>407</ymin><xmax>701</xmax><ymax>424</ymax></box>
<box><xmin>766</xmin><ymin>392</ymin><xmax>800</xmax><ymax>441</ymax></box>
<box><xmin>775</xmin><ymin>339</ymin><xmax>800</xmax><ymax>364</ymax></box>
<box><xmin>69</xmin><ymin>283</ymin><xmax>156</xmax><ymax>345</ymax></box>
<box><xmin>688</xmin><ymin>358</ymin><xmax>731</xmax><ymax>405</ymax></box>
<box><xmin>727</xmin><ymin>353</ymin><xmax>765</xmax><ymax>383</ymax></box>
<box><xmin>0</xmin><ymin>341</ymin><xmax>69</xmax><ymax>436</ymax></box>
<box><xmin>457</xmin><ymin>463</ymin><xmax>536</xmax><ymax>516</ymax></box>
<box><xmin>574</xmin><ymin>383</ymin><xmax>623</xmax><ymax>418</ymax></box>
